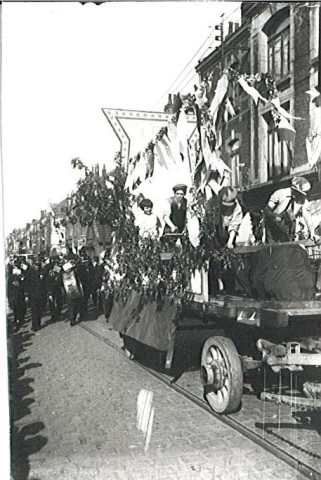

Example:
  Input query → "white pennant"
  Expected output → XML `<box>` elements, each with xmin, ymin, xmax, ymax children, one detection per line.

<box><xmin>238</xmin><ymin>76</ymin><xmax>268</xmax><ymax>105</ymax></box>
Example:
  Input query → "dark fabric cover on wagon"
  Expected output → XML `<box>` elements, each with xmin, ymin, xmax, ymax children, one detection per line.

<box><xmin>249</xmin><ymin>244</ymin><xmax>317</xmax><ymax>301</ymax></box>
<box><xmin>109</xmin><ymin>290</ymin><xmax>176</xmax><ymax>351</ymax></box>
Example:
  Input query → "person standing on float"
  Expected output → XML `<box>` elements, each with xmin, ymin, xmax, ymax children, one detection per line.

<box><xmin>206</xmin><ymin>186</ymin><xmax>243</xmax><ymax>294</ymax></box>
<box><xmin>163</xmin><ymin>184</ymin><xmax>188</xmax><ymax>234</ymax></box>
<box><xmin>265</xmin><ymin>176</ymin><xmax>318</xmax><ymax>243</ymax></box>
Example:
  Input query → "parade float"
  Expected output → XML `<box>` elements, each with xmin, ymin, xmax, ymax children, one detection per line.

<box><xmin>63</xmin><ymin>69</ymin><xmax>321</xmax><ymax>415</ymax></box>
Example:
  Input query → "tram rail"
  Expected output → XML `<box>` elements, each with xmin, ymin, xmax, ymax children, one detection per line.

<box><xmin>80</xmin><ymin>321</ymin><xmax>321</xmax><ymax>480</ymax></box>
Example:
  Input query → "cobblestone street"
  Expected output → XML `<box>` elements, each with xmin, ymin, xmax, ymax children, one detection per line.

<box><xmin>8</xmin><ymin>307</ymin><xmax>308</xmax><ymax>480</ymax></box>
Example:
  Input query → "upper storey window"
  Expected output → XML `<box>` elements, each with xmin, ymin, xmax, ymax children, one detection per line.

<box><xmin>263</xmin><ymin>7</ymin><xmax>290</xmax><ymax>81</ymax></box>
<box><xmin>268</xmin><ymin>28</ymin><xmax>290</xmax><ymax>80</ymax></box>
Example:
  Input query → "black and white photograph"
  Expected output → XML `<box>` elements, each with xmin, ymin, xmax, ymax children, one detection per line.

<box><xmin>2</xmin><ymin>1</ymin><xmax>321</xmax><ymax>479</ymax></box>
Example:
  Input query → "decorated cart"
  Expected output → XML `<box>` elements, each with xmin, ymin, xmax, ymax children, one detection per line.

<box><xmin>107</xmin><ymin>237</ymin><xmax>321</xmax><ymax>415</ymax></box>
<box><xmin>64</xmin><ymin>63</ymin><xmax>321</xmax><ymax>415</ymax></box>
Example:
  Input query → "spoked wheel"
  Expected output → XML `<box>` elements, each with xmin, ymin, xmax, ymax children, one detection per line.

<box><xmin>200</xmin><ymin>336</ymin><xmax>243</xmax><ymax>414</ymax></box>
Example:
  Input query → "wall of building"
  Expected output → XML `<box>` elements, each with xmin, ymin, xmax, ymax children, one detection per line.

<box><xmin>196</xmin><ymin>1</ymin><xmax>320</xmax><ymax>207</ymax></box>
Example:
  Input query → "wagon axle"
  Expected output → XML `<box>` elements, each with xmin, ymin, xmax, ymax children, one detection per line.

<box><xmin>200</xmin><ymin>360</ymin><xmax>225</xmax><ymax>391</ymax></box>
<box><xmin>257</xmin><ymin>338</ymin><xmax>321</xmax><ymax>372</ymax></box>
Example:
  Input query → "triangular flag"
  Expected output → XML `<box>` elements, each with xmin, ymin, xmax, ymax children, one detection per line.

<box><xmin>176</xmin><ymin>109</ymin><xmax>189</xmax><ymax>162</ymax></box>
<box><xmin>201</xmin><ymin>129</ymin><xmax>213</xmax><ymax>169</ymax></box>
<box><xmin>155</xmin><ymin>142</ymin><xmax>170</xmax><ymax>170</ymax></box>
<box><xmin>209</xmin><ymin>72</ymin><xmax>229</xmax><ymax>130</ymax></box>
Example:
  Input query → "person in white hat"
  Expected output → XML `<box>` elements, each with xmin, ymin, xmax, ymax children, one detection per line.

<box><xmin>265</xmin><ymin>177</ymin><xmax>318</xmax><ymax>243</ymax></box>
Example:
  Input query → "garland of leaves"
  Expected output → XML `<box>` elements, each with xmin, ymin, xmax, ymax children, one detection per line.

<box><xmin>61</xmin><ymin>156</ymin><xmax>237</xmax><ymax>304</ymax></box>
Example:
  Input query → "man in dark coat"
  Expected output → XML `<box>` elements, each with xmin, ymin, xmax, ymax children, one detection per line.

<box><xmin>25</xmin><ymin>258</ymin><xmax>46</xmax><ymax>332</ymax></box>
<box><xmin>7</xmin><ymin>258</ymin><xmax>28</xmax><ymax>328</ymax></box>
<box><xmin>77</xmin><ymin>247</ymin><xmax>95</xmax><ymax>318</ymax></box>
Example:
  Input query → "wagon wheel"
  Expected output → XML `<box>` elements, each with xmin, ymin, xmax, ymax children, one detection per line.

<box><xmin>200</xmin><ymin>336</ymin><xmax>243</xmax><ymax>414</ymax></box>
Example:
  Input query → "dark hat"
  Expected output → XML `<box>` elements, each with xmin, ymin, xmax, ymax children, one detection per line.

<box><xmin>218</xmin><ymin>186</ymin><xmax>238</xmax><ymax>206</ymax></box>
<box><xmin>291</xmin><ymin>176</ymin><xmax>311</xmax><ymax>196</ymax></box>
<box><xmin>173</xmin><ymin>184</ymin><xmax>187</xmax><ymax>193</ymax></box>
<box><xmin>139</xmin><ymin>198</ymin><xmax>153</xmax><ymax>210</ymax></box>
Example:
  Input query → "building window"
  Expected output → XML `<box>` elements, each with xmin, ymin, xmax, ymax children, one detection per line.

<box><xmin>268</xmin><ymin>28</ymin><xmax>290</xmax><ymax>80</ymax></box>
<box><xmin>263</xmin><ymin>6</ymin><xmax>290</xmax><ymax>81</ymax></box>
<box><xmin>265</xmin><ymin>108</ymin><xmax>291</xmax><ymax>179</ymax></box>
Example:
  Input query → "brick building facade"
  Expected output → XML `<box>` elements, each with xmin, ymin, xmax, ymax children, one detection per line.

<box><xmin>196</xmin><ymin>2</ymin><xmax>320</xmax><ymax>209</ymax></box>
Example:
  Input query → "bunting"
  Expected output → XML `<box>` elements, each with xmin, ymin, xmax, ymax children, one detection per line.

<box><xmin>209</xmin><ymin>72</ymin><xmax>229</xmax><ymax>133</ymax></box>
<box><xmin>271</xmin><ymin>98</ymin><xmax>302</xmax><ymax>120</ymax></box>
<box><xmin>238</xmin><ymin>76</ymin><xmax>267</xmax><ymax>105</ymax></box>
<box><xmin>224</xmin><ymin>97</ymin><xmax>236</xmax><ymax>122</ymax></box>
<box><xmin>176</xmin><ymin>108</ymin><xmax>190</xmax><ymax>162</ymax></box>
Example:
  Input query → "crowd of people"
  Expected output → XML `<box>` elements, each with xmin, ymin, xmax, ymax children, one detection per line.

<box><xmin>6</xmin><ymin>246</ymin><xmax>114</xmax><ymax>332</ymax></box>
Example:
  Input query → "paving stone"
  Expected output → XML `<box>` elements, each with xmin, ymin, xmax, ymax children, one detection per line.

<box><xmin>8</xmin><ymin>311</ymin><xmax>309</xmax><ymax>480</ymax></box>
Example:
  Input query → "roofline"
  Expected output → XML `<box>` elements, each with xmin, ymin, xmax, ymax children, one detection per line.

<box><xmin>196</xmin><ymin>22</ymin><xmax>249</xmax><ymax>75</ymax></box>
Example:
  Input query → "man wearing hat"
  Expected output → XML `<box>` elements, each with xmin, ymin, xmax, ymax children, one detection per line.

<box><xmin>265</xmin><ymin>176</ymin><xmax>317</xmax><ymax>243</ymax></box>
<box><xmin>217</xmin><ymin>186</ymin><xmax>243</xmax><ymax>249</ymax></box>
<box><xmin>205</xmin><ymin>186</ymin><xmax>244</xmax><ymax>294</ymax></box>
<box><xmin>206</xmin><ymin>186</ymin><xmax>243</xmax><ymax>249</ymax></box>
<box><xmin>163</xmin><ymin>184</ymin><xmax>188</xmax><ymax>234</ymax></box>
<box><xmin>135</xmin><ymin>198</ymin><xmax>161</xmax><ymax>238</ymax></box>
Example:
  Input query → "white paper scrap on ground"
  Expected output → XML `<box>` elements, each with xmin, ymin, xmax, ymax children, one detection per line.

<box><xmin>137</xmin><ymin>389</ymin><xmax>155</xmax><ymax>452</ymax></box>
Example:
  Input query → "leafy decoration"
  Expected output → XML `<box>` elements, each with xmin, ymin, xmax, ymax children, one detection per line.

<box><xmin>65</xmin><ymin>156</ymin><xmax>234</xmax><ymax>303</ymax></box>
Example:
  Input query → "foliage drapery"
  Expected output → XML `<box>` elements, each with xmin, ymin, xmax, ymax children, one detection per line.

<box><xmin>60</xmin><ymin>156</ymin><xmax>237</xmax><ymax>303</ymax></box>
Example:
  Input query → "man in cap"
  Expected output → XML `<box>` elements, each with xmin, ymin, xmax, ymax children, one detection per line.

<box><xmin>163</xmin><ymin>184</ymin><xmax>188</xmax><ymax>234</ymax></box>
<box><xmin>265</xmin><ymin>176</ymin><xmax>317</xmax><ymax>243</ymax></box>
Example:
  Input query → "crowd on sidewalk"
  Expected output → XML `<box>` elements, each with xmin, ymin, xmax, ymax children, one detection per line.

<box><xmin>6</xmin><ymin>246</ymin><xmax>114</xmax><ymax>332</ymax></box>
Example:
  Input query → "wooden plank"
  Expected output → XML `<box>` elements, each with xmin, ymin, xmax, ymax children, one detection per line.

<box><xmin>234</xmin><ymin>239</ymin><xmax>316</xmax><ymax>255</ymax></box>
